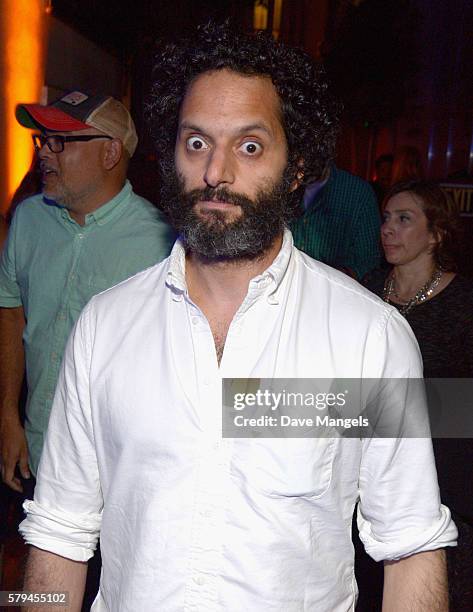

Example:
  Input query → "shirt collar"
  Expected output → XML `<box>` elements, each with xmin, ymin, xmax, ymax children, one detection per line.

<box><xmin>165</xmin><ymin>240</ymin><xmax>188</xmax><ymax>298</ymax></box>
<box><xmin>165</xmin><ymin>228</ymin><xmax>293</xmax><ymax>303</ymax></box>
<box><xmin>57</xmin><ymin>180</ymin><xmax>133</xmax><ymax>227</ymax></box>
<box><xmin>258</xmin><ymin>228</ymin><xmax>293</xmax><ymax>288</ymax></box>
<box><xmin>303</xmin><ymin>175</ymin><xmax>329</xmax><ymax>209</ymax></box>
<box><xmin>302</xmin><ymin>164</ymin><xmax>335</xmax><ymax>211</ymax></box>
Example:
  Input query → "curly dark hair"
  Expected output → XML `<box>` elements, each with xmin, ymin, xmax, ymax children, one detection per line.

<box><xmin>384</xmin><ymin>180</ymin><xmax>462</xmax><ymax>271</ymax></box>
<box><xmin>146</xmin><ymin>21</ymin><xmax>340</xmax><ymax>190</ymax></box>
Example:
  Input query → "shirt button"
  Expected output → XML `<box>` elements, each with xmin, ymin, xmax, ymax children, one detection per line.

<box><xmin>193</xmin><ymin>575</ymin><xmax>206</xmax><ymax>586</ymax></box>
<box><xmin>191</xmin><ymin>317</ymin><xmax>199</xmax><ymax>326</ymax></box>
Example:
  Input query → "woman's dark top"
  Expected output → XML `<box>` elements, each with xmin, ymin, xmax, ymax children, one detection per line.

<box><xmin>364</xmin><ymin>270</ymin><xmax>473</xmax><ymax>377</ymax></box>
<box><xmin>364</xmin><ymin>269</ymin><xmax>473</xmax><ymax>522</ymax></box>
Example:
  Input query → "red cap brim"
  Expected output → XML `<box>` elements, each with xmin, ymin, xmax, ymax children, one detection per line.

<box><xmin>16</xmin><ymin>104</ymin><xmax>90</xmax><ymax>131</ymax></box>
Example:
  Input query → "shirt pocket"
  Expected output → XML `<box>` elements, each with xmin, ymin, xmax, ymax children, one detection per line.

<box><xmin>231</xmin><ymin>437</ymin><xmax>336</xmax><ymax>498</ymax></box>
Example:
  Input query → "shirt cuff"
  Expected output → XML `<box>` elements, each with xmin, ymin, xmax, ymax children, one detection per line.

<box><xmin>19</xmin><ymin>499</ymin><xmax>101</xmax><ymax>562</ymax></box>
<box><xmin>0</xmin><ymin>295</ymin><xmax>22</xmax><ymax>307</ymax></box>
<box><xmin>358</xmin><ymin>503</ymin><xmax>458</xmax><ymax>562</ymax></box>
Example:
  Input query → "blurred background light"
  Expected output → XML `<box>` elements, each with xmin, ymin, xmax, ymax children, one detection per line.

<box><xmin>0</xmin><ymin>0</ymin><xmax>48</xmax><ymax>213</ymax></box>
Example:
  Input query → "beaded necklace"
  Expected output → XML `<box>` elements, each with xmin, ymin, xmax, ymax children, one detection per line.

<box><xmin>382</xmin><ymin>269</ymin><xmax>443</xmax><ymax>316</ymax></box>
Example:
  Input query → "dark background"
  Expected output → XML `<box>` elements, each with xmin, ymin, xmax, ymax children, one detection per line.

<box><xmin>50</xmin><ymin>0</ymin><xmax>473</xmax><ymax>182</ymax></box>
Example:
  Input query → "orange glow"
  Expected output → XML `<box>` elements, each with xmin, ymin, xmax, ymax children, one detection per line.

<box><xmin>1</xmin><ymin>1</ymin><xmax>47</xmax><ymax>211</ymax></box>
<box><xmin>272</xmin><ymin>0</ymin><xmax>283</xmax><ymax>39</ymax></box>
<box><xmin>253</xmin><ymin>0</ymin><xmax>282</xmax><ymax>39</ymax></box>
<box><xmin>253</xmin><ymin>2</ymin><xmax>268</xmax><ymax>31</ymax></box>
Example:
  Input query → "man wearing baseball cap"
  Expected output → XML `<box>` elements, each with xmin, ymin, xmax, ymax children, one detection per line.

<box><xmin>0</xmin><ymin>91</ymin><xmax>174</xmax><ymax>492</ymax></box>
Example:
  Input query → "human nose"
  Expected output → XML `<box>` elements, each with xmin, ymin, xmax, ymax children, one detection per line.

<box><xmin>37</xmin><ymin>142</ymin><xmax>53</xmax><ymax>161</ymax></box>
<box><xmin>381</xmin><ymin>217</ymin><xmax>394</xmax><ymax>237</ymax></box>
<box><xmin>203</xmin><ymin>147</ymin><xmax>234</xmax><ymax>188</ymax></box>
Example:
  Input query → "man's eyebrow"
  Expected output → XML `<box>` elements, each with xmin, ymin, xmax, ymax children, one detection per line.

<box><xmin>179</xmin><ymin>121</ymin><xmax>273</xmax><ymax>137</ymax></box>
<box><xmin>179</xmin><ymin>122</ymin><xmax>204</xmax><ymax>133</ymax></box>
<box><xmin>233</xmin><ymin>123</ymin><xmax>274</xmax><ymax>137</ymax></box>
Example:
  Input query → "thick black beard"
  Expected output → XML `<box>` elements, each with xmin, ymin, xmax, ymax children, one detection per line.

<box><xmin>160</xmin><ymin>167</ymin><xmax>297</xmax><ymax>261</ymax></box>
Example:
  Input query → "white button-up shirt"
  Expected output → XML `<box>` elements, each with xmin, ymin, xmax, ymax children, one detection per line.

<box><xmin>20</xmin><ymin>231</ymin><xmax>456</xmax><ymax>612</ymax></box>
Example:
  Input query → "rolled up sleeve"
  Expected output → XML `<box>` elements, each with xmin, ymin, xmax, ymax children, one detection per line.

<box><xmin>19</xmin><ymin>500</ymin><xmax>101</xmax><ymax>562</ymax></box>
<box><xmin>19</xmin><ymin>302</ymin><xmax>103</xmax><ymax>561</ymax></box>
<box><xmin>357</xmin><ymin>436</ymin><xmax>458</xmax><ymax>561</ymax></box>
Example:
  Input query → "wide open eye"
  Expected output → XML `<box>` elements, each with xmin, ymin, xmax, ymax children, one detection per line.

<box><xmin>238</xmin><ymin>141</ymin><xmax>263</xmax><ymax>156</ymax></box>
<box><xmin>186</xmin><ymin>136</ymin><xmax>209</xmax><ymax>151</ymax></box>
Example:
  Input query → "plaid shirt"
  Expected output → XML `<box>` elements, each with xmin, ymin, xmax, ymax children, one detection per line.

<box><xmin>291</xmin><ymin>166</ymin><xmax>381</xmax><ymax>279</ymax></box>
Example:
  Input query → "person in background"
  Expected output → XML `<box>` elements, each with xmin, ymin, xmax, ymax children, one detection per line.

<box><xmin>391</xmin><ymin>145</ymin><xmax>424</xmax><ymax>185</ymax></box>
<box><xmin>364</xmin><ymin>180</ymin><xmax>473</xmax><ymax>611</ymax></box>
<box><xmin>291</xmin><ymin>163</ymin><xmax>381</xmax><ymax>280</ymax></box>
<box><xmin>0</xmin><ymin>91</ymin><xmax>174</xmax><ymax>489</ymax></box>
<box><xmin>370</xmin><ymin>153</ymin><xmax>393</xmax><ymax>207</ymax></box>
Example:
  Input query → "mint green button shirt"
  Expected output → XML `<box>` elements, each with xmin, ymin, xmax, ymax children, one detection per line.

<box><xmin>0</xmin><ymin>180</ymin><xmax>174</xmax><ymax>474</ymax></box>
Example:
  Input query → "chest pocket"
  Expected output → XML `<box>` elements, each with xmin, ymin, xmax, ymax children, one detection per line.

<box><xmin>231</xmin><ymin>437</ymin><xmax>336</xmax><ymax>498</ymax></box>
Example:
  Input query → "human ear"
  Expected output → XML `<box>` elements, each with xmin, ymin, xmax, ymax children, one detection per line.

<box><xmin>290</xmin><ymin>159</ymin><xmax>305</xmax><ymax>192</ymax></box>
<box><xmin>103</xmin><ymin>139</ymin><xmax>123</xmax><ymax>170</ymax></box>
<box><xmin>429</xmin><ymin>228</ymin><xmax>444</xmax><ymax>247</ymax></box>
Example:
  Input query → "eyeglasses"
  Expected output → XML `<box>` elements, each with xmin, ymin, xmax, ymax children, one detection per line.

<box><xmin>32</xmin><ymin>133</ymin><xmax>112</xmax><ymax>154</ymax></box>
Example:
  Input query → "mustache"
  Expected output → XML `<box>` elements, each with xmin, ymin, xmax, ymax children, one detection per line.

<box><xmin>40</xmin><ymin>162</ymin><xmax>56</xmax><ymax>172</ymax></box>
<box><xmin>185</xmin><ymin>186</ymin><xmax>255</xmax><ymax>209</ymax></box>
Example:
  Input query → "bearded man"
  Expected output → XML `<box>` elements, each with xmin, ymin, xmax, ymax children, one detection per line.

<box><xmin>20</xmin><ymin>22</ymin><xmax>456</xmax><ymax>612</ymax></box>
